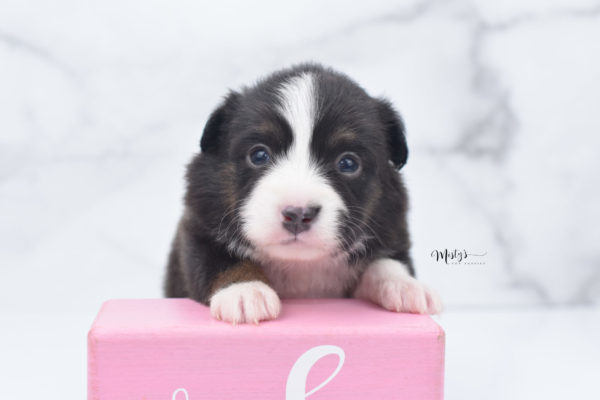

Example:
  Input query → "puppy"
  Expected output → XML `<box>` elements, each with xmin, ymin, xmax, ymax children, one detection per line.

<box><xmin>165</xmin><ymin>63</ymin><xmax>441</xmax><ymax>324</ymax></box>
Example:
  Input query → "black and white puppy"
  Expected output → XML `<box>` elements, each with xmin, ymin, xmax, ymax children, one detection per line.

<box><xmin>165</xmin><ymin>63</ymin><xmax>441</xmax><ymax>324</ymax></box>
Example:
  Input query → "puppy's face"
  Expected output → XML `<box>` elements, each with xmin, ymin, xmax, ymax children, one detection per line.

<box><xmin>197</xmin><ymin>66</ymin><xmax>408</xmax><ymax>263</ymax></box>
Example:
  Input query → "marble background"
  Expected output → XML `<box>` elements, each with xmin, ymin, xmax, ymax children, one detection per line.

<box><xmin>1</xmin><ymin>0</ymin><xmax>599</xmax><ymax>398</ymax></box>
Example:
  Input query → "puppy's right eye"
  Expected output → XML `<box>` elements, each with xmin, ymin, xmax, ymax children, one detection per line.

<box><xmin>248</xmin><ymin>145</ymin><xmax>271</xmax><ymax>167</ymax></box>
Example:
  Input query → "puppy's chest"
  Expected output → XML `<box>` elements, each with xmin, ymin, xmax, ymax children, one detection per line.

<box><xmin>260</xmin><ymin>257</ymin><xmax>362</xmax><ymax>298</ymax></box>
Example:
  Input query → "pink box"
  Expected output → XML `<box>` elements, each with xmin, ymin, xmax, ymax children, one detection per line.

<box><xmin>88</xmin><ymin>299</ymin><xmax>444</xmax><ymax>399</ymax></box>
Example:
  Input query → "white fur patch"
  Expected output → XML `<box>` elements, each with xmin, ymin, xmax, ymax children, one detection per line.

<box><xmin>241</xmin><ymin>72</ymin><xmax>346</xmax><ymax>261</ymax></box>
<box><xmin>353</xmin><ymin>258</ymin><xmax>443</xmax><ymax>314</ymax></box>
<box><xmin>276</xmin><ymin>72</ymin><xmax>317</xmax><ymax>167</ymax></box>
<box><xmin>261</xmin><ymin>256</ymin><xmax>361</xmax><ymax>298</ymax></box>
<box><xmin>209</xmin><ymin>281</ymin><xmax>281</xmax><ymax>324</ymax></box>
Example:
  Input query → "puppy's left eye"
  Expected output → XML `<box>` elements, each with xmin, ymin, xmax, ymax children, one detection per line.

<box><xmin>248</xmin><ymin>145</ymin><xmax>271</xmax><ymax>167</ymax></box>
<box><xmin>337</xmin><ymin>153</ymin><xmax>361</xmax><ymax>175</ymax></box>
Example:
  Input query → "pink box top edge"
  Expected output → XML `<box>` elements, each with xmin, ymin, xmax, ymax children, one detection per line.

<box><xmin>89</xmin><ymin>298</ymin><xmax>444</xmax><ymax>339</ymax></box>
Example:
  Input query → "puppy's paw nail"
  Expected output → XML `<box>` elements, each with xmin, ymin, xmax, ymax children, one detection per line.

<box><xmin>209</xmin><ymin>281</ymin><xmax>281</xmax><ymax>324</ymax></box>
<box><xmin>425</xmin><ymin>286</ymin><xmax>443</xmax><ymax>315</ymax></box>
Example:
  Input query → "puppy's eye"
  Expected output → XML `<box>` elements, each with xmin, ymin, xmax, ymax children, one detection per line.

<box><xmin>248</xmin><ymin>145</ymin><xmax>271</xmax><ymax>167</ymax></box>
<box><xmin>337</xmin><ymin>153</ymin><xmax>361</xmax><ymax>175</ymax></box>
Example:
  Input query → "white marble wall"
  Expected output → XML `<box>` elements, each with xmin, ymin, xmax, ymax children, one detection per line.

<box><xmin>1</xmin><ymin>0</ymin><xmax>599</xmax><ymax>315</ymax></box>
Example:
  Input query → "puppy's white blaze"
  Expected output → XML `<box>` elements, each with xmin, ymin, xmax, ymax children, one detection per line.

<box><xmin>209</xmin><ymin>281</ymin><xmax>281</xmax><ymax>324</ymax></box>
<box><xmin>354</xmin><ymin>258</ymin><xmax>443</xmax><ymax>315</ymax></box>
<box><xmin>241</xmin><ymin>72</ymin><xmax>346</xmax><ymax>261</ymax></box>
<box><xmin>276</xmin><ymin>72</ymin><xmax>317</xmax><ymax>168</ymax></box>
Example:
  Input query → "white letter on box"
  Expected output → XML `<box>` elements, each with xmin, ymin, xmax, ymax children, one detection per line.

<box><xmin>286</xmin><ymin>345</ymin><xmax>345</xmax><ymax>399</ymax></box>
<box><xmin>172</xmin><ymin>388</ymin><xmax>189</xmax><ymax>400</ymax></box>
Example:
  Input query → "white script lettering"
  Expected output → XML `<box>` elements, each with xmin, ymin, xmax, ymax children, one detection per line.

<box><xmin>286</xmin><ymin>345</ymin><xmax>346</xmax><ymax>399</ymax></box>
<box><xmin>170</xmin><ymin>345</ymin><xmax>345</xmax><ymax>399</ymax></box>
<box><xmin>172</xmin><ymin>388</ymin><xmax>189</xmax><ymax>400</ymax></box>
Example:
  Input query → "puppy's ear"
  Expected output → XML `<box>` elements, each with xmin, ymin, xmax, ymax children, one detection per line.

<box><xmin>375</xmin><ymin>99</ymin><xmax>408</xmax><ymax>170</ymax></box>
<box><xmin>200</xmin><ymin>91</ymin><xmax>240</xmax><ymax>154</ymax></box>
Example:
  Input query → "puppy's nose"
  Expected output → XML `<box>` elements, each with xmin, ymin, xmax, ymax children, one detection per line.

<box><xmin>281</xmin><ymin>205</ymin><xmax>321</xmax><ymax>235</ymax></box>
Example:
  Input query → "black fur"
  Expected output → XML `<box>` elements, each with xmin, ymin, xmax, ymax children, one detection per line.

<box><xmin>165</xmin><ymin>63</ymin><xmax>413</xmax><ymax>304</ymax></box>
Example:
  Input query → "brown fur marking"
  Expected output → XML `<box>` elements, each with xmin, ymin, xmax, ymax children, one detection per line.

<box><xmin>209</xmin><ymin>260</ymin><xmax>269</xmax><ymax>296</ymax></box>
<box><xmin>327</xmin><ymin>129</ymin><xmax>357</xmax><ymax>146</ymax></box>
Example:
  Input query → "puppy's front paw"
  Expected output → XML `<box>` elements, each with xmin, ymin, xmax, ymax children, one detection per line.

<box><xmin>354</xmin><ymin>259</ymin><xmax>442</xmax><ymax>314</ymax></box>
<box><xmin>209</xmin><ymin>281</ymin><xmax>281</xmax><ymax>324</ymax></box>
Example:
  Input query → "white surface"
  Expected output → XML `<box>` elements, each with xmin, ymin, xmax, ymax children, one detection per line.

<box><xmin>441</xmin><ymin>307</ymin><xmax>600</xmax><ymax>399</ymax></box>
<box><xmin>1</xmin><ymin>0</ymin><xmax>599</xmax><ymax>398</ymax></box>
